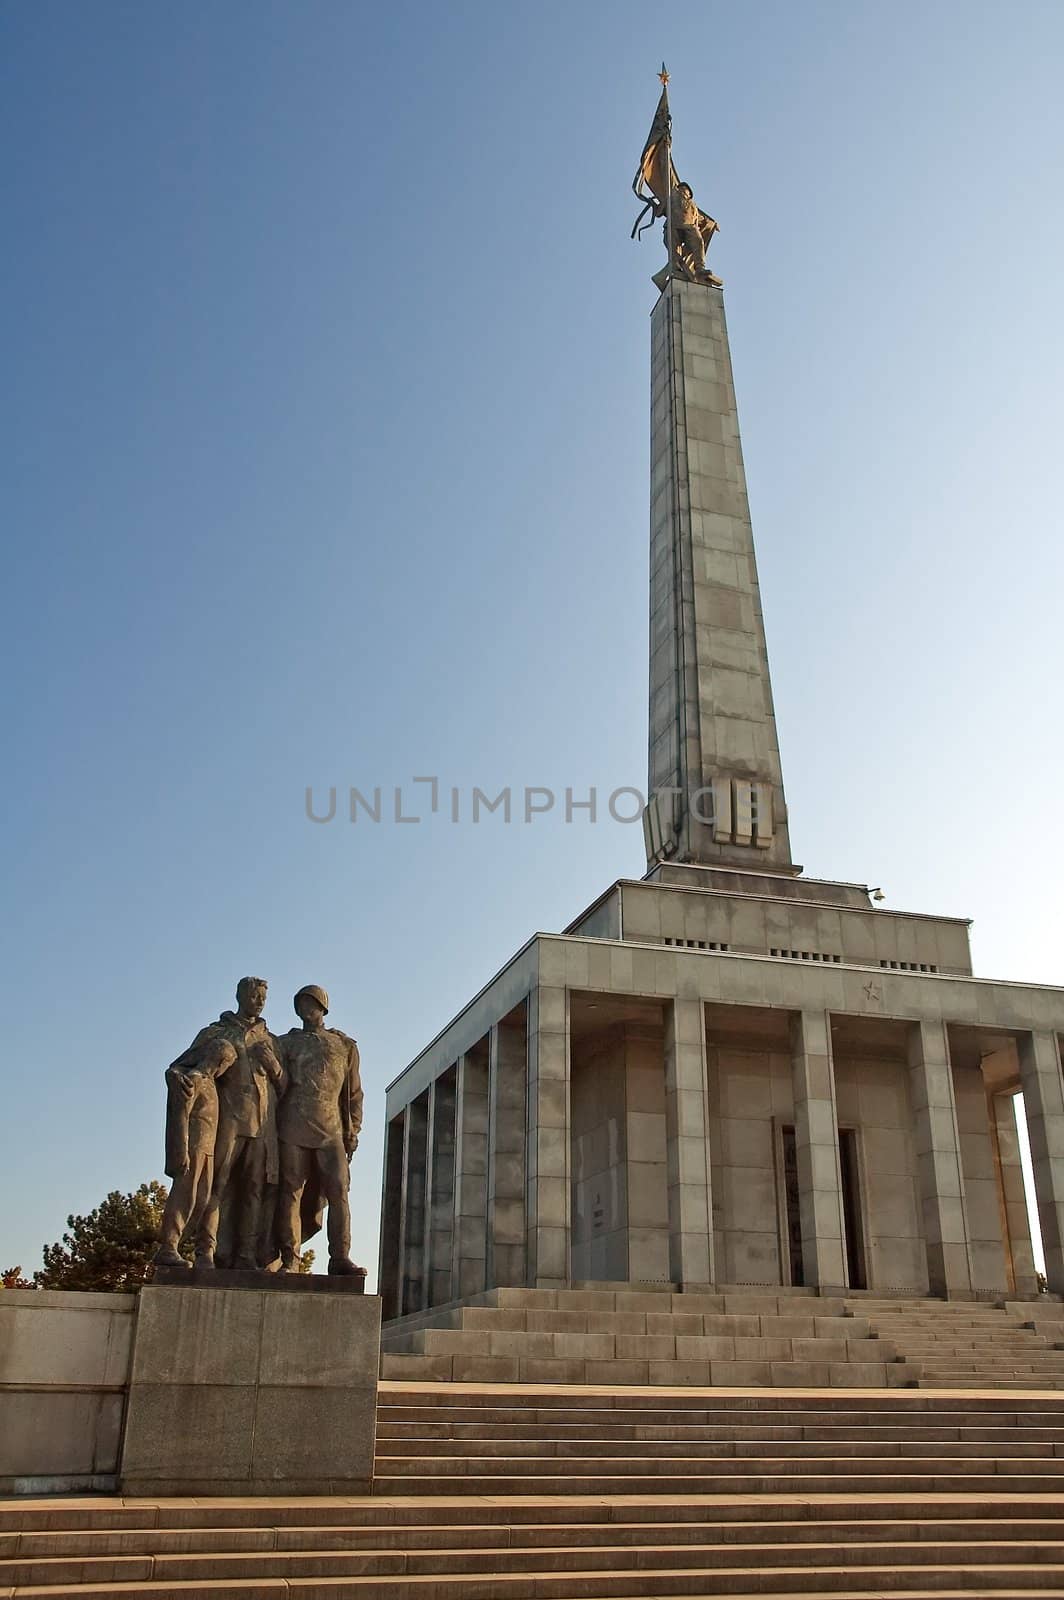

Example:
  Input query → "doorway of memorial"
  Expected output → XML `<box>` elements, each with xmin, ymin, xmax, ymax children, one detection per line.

<box><xmin>780</xmin><ymin>1124</ymin><xmax>803</xmax><ymax>1287</ymax></box>
<box><xmin>780</xmin><ymin>1124</ymin><xmax>867</xmax><ymax>1290</ymax></box>
<box><xmin>838</xmin><ymin>1127</ymin><xmax>867</xmax><ymax>1290</ymax></box>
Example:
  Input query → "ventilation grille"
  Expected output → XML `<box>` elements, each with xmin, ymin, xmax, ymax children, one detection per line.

<box><xmin>770</xmin><ymin>948</ymin><xmax>842</xmax><ymax>964</ymax></box>
<box><xmin>880</xmin><ymin>958</ymin><xmax>937</xmax><ymax>973</ymax></box>
<box><xmin>662</xmin><ymin>937</ymin><xmax>730</xmax><ymax>951</ymax></box>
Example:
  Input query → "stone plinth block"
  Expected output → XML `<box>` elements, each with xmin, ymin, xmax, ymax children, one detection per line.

<box><xmin>120</xmin><ymin>1285</ymin><xmax>381</xmax><ymax>1496</ymax></box>
<box><xmin>0</xmin><ymin>1289</ymin><xmax>135</xmax><ymax>1495</ymax></box>
<box><xmin>151</xmin><ymin>1264</ymin><xmax>366</xmax><ymax>1292</ymax></box>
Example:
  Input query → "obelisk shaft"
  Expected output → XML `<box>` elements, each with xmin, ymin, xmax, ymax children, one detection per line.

<box><xmin>648</xmin><ymin>278</ymin><xmax>794</xmax><ymax>871</ymax></box>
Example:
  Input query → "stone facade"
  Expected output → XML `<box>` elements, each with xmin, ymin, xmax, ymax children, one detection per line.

<box><xmin>381</xmin><ymin>879</ymin><xmax>1055</xmax><ymax>1315</ymax></box>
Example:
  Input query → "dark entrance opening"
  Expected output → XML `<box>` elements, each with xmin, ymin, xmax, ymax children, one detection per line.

<box><xmin>838</xmin><ymin>1127</ymin><xmax>866</xmax><ymax>1290</ymax></box>
<box><xmin>781</xmin><ymin>1125</ymin><xmax>804</xmax><ymax>1286</ymax></box>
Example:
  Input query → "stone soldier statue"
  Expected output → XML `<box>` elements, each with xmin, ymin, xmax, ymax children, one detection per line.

<box><xmin>274</xmin><ymin>984</ymin><xmax>363</xmax><ymax>1275</ymax></box>
<box><xmin>188</xmin><ymin>976</ymin><xmax>286</xmax><ymax>1270</ymax></box>
<box><xmin>154</xmin><ymin>1032</ymin><xmax>238</xmax><ymax>1269</ymax></box>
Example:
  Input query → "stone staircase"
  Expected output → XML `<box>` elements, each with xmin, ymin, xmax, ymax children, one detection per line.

<box><xmin>850</xmin><ymin>1297</ymin><xmax>1064</xmax><ymax>1389</ymax></box>
<box><xmin>381</xmin><ymin>1285</ymin><xmax>917</xmax><ymax>1387</ymax></box>
<box><xmin>5</xmin><ymin>1386</ymin><xmax>1064</xmax><ymax>1594</ymax></box>
<box><xmin>374</xmin><ymin>1384</ymin><xmax>1064</xmax><ymax>1499</ymax></box>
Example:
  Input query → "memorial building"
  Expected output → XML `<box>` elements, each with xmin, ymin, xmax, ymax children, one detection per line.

<box><xmin>378</xmin><ymin>90</ymin><xmax>1064</xmax><ymax>1331</ymax></box>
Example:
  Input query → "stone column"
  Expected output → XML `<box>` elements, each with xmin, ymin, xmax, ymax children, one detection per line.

<box><xmin>398</xmin><ymin>1092</ymin><xmax>428</xmax><ymax>1315</ymax></box>
<box><xmin>1018</xmin><ymin>1031</ymin><xmax>1064</xmax><ymax>1294</ymax></box>
<box><xmin>423</xmin><ymin>1074</ymin><xmax>457</xmax><ymax>1308</ymax></box>
<box><xmin>664</xmin><ymin>998</ymin><xmax>713</xmax><ymax>1286</ymax></box>
<box><xmin>486</xmin><ymin>1017</ymin><xmax>527</xmax><ymax>1289</ymax></box>
<box><xmin>377</xmin><ymin>1112</ymin><xmax>405</xmax><ymax>1321</ymax></box>
<box><xmin>450</xmin><ymin>1047</ymin><xmax>489</xmax><ymax>1300</ymax></box>
<box><xmin>790</xmin><ymin>1011</ymin><xmax>847</xmax><ymax>1290</ymax></box>
<box><xmin>526</xmin><ymin>984</ymin><xmax>569</xmax><ymax>1288</ymax></box>
<box><xmin>905</xmin><ymin>1020</ymin><xmax>973</xmax><ymax>1297</ymax></box>
<box><xmin>992</xmin><ymin>1090</ymin><xmax>1039</xmax><ymax>1298</ymax></box>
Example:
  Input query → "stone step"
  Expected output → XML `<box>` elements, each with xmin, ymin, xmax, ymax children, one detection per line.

<box><xmin>412</xmin><ymin>1330</ymin><xmax>895</xmax><ymax>1362</ymax></box>
<box><xmin>378</xmin><ymin>1420</ymin><xmax>1064</xmax><ymax>1442</ymax></box>
<box><xmin>857</xmin><ymin>1312</ymin><xmax>1026</xmax><ymax>1319</ymax></box>
<box><xmin>838</xmin><ymin>1300</ymin><xmax>1064</xmax><ymax>1390</ymax></box>
<box><xmin>386</xmin><ymin>1287</ymin><xmax>854</xmax><ymax>1323</ymax></box>
<box><xmin>924</xmin><ymin>1372</ymin><xmax>1064</xmax><ymax>1382</ymax></box>
<box><xmin>7</xmin><ymin>1494</ymin><xmax>1064</xmax><ymax>1592</ymax></box>
<box><xmin>846</xmin><ymin>1316</ymin><xmax>1014</xmax><ymax>1325</ymax></box>
<box><xmin>379</xmin><ymin>1384</ymin><xmax>1064</xmax><ymax>1413</ymax></box>
<box><xmin>379</xmin><ymin>1391</ymin><xmax>1064</xmax><ymax>1409</ymax></box>
<box><xmin>917</xmin><ymin>1380</ymin><xmax>1064</xmax><ymax>1391</ymax></box>
<box><xmin>376</xmin><ymin>1442</ymin><xmax>1064</xmax><ymax>1470</ymax></box>
<box><xmin>910</xmin><ymin>1358</ymin><xmax>1064</xmax><ymax>1369</ymax></box>
<box><xmin>9</xmin><ymin>1536</ymin><xmax>1064</xmax><ymax>1588</ymax></box>
<box><xmin>380</xmin><ymin>1354</ymin><xmax>913</xmax><ymax>1386</ymax></box>
<box><xmin>376</xmin><ymin>1421</ymin><xmax>1064</xmax><ymax>1442</ymax></box>
<box><xmin>912</xmin><ymin>1368</ymin><xmax>1064</xmax><ymax>1378</ymax></box>
<box><xmin>379</xmin><ymin>1420</ymin><xmax>1062</xmax><ymax>1446</ymax></box>
<box><xmin>378</xmin><ymin>1436</ymin><xmax>1064</xmax><ymax>1461</ymax></box>
<box><xmin>388</xmin><ymin>1425</ymin><xmax>1064</xmax><ymax>1444</ymax></box>
<box><xmin>893</xmin><ymin>1326</ymin><xmax>1047</xmax><ymax>1336</ymax></box>
<box><xmin>371</xmin><ymin>1470</ymin><xmax>1064</xmax><ymax>1497</ymax></box>
<box><xmin>11</xmin><ymin>1377</ymin><xmax>1064</xmax><ymax>1595</ymax></box>
<box><xmin>913</xmin><ymin>1355</ymin><xmax>1064</xmax><ymax>1365</ymax></box>
<box><xmin>856</xmin><ymin>1304</ymin><xmax>1018</xmax><ymax>1312</ymax></box>
<box><xmin>4</xmin><ymin>1494</ymin><xmax>1062</xmax><ymax>1536</ymax></box>
<box><xmin>10</xmin><ymin>1517</ymin><xmax>1064</xmax><ymax>1561</ymax></box>
<box><xmin>383</xmin><ymin>1311</ymin><xmax>875</xmax><ymax>1344</ymax></box>
<box><xmin>10</xmin><ymin>1568</ymin><xmax>1064</xmax><ymax>1598</ymax></box>
<box><xmin>898</xmin><ymin>1341</ymin><xmax>1057</xmax><ymax>1352</ymax></box>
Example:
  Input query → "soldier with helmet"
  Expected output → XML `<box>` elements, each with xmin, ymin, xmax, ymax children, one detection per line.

<box><xmin>273</xmin><ymin>984</ymin><xmax>364</xmax><ymax>1275</ymax></box>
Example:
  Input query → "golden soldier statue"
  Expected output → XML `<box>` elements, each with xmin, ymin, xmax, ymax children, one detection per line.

<box><xmin>632</xmin><ymin>66</ymin><xmax>723</xmax><ymax>288</ymax></box>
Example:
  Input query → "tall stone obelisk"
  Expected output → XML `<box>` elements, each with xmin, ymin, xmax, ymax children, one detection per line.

<box><xmin>646</xmin><ymin>274</ymin><xmax>794</xmax><ymax>872</ymax></box>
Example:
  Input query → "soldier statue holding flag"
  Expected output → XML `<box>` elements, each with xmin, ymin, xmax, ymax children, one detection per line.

<box><xmin>632</xmin><ymin>66</ymin><xmax>722</xmax><ymax>288</ymax></box>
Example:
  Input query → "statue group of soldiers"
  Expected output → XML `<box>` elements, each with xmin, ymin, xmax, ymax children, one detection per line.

<box><xmin>155</xmin><ymin>977</ymin><xmax>363</xmax><ymax>1275</ymax></box>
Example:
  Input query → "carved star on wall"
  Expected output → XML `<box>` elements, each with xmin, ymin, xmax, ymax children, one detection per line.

<box><xmin>863</xmin><ymin>980</ymin><xmax>883</xmax><ymax>1004</ymax></box>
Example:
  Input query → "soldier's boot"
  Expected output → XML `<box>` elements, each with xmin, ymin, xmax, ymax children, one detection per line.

<box><xmin>325</xmin><ymin>1186</ymin><xmax>359</xmax><ymax>1277</ymax></box>
<box><xmin>278</xmin><ymin>1250</ymin><xmax>300</xmax><ymax>1273</ymax></box>
<box><xmin>328</xmin><ymin>1256</ymin><xmax>364</xmax><ymax>1276</ymax></box>
<box><xmin>153</xmin><ymin>1211</ymin><xmax>189</xmax><ymax>1267</ymax></box>
<box><xmin>193</xmin><ymin>1248</ymin><xmax>215</xmax><ymax>1270</ymax></box>
<box><xmin>153</xmin><ymin>1245</ymin><xmax>188</xmax><ymax>1269</ymax></box>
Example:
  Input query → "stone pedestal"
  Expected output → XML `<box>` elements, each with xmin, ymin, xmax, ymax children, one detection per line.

<box><xmin>151</xmin><ymin>1264</ymin><xmax>366</xmax><ymax>1291</ymax></box>
<box><xmin>120</xmin><ymin>1285</ymin><xmax>381</xmax><ymax>1496</ymax></box>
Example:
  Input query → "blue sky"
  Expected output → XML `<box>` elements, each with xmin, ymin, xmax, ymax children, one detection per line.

<box><xmin>2</xmin><ymin>2</ymin><xmax>1062</xmax><ymax>1283</ymax></box>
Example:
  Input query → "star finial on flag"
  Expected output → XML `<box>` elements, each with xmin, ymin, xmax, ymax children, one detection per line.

<box><xmin>658</xmin><ymin>62</ymin><xmax>670</xmax><ymax>87</ymax></box>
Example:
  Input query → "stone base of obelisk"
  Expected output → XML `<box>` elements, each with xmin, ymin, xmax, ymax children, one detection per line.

<box><xmin>120</xmin><ymin>1285</ymin><xmax>381</xmax><ymax>1495</ymax></box>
